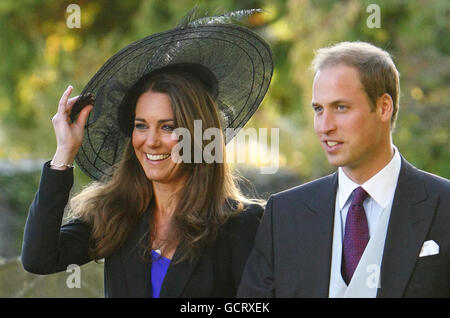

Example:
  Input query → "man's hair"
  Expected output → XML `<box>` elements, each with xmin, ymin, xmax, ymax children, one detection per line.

<box><xmin>312</xmin><ymin>41</ymin><xmax>400</xmax><ymax>130</ymax></box>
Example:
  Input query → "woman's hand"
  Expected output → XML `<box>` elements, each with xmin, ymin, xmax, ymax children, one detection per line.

<box><xmin>50</xmin><ymin>85</ymin><xmax>93</xmax><ymax>170</ymax></box>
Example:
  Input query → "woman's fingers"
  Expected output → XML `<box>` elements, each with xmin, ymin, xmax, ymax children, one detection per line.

<box><xmin>51</xmin><ymin>85</ymin><xmax>90</xmax><ymax>156</ymax></box>
<box><xmin>58</xmin><ymin>85</ymin><xmax>73</xmax><ymax>113</ymax></box>
<box><xmin>75</xmin><ymin>104</ymin><xmax>94</xmax><ymax>128</ymax></box>
<box><xmin>66</xmin><ymin>95</ymin><xmax>80</xmax><ymax>113</ymax></box>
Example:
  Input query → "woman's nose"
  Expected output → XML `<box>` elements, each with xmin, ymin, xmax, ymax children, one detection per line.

<box><xmin>145</xmin><ymin>129</ymin><xmax>161</xmax><ymax>147</ymax></box>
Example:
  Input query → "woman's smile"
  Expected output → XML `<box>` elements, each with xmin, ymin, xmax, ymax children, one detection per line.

<box><xmin>146</xmin><ymin>153</ymin><xmax>171</xmax><ymax>162</ymax></box>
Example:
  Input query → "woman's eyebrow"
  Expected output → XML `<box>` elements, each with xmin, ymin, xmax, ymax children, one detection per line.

<box><xmin>134</xmin><ymin>118</ymin><xmax>174</xmax><ymax>123</ymax></box>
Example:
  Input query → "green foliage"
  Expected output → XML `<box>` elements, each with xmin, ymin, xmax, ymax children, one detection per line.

<box><xmin>0</xmin><ymin>171</ymin><xmax>40</xmax><ymax>214</ymax></box>
<box><xmin>0</xmin><ymin>170</ymin><xmax>40</xmax><ymax>253</ymax></box>
<box><xmin>0</xmin><ymin>0</ymin><xmax>448</xmax><ymax>180</ymax></box>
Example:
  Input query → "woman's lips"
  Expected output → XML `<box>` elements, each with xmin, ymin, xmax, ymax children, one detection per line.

<box><xmin>145</xmin><ymin>153</ymin><xmax>171</xmax><ymax>164</ymax></box>
<box><xmin>146</xmin><ymin>153</ymin><xmax>170</xmax><ymax>160</ymax></box>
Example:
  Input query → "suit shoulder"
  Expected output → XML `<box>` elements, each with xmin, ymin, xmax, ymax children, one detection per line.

<box><xmin>414</xmin><ymin>167</ymin><xmax>450</xmax><ymax>195</ymax></box>
<box><xmin>271</xmin><ymin>173</ymin><xmax>336</xmax><ymax>202</ymax></box>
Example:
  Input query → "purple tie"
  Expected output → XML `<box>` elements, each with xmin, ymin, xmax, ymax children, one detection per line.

<box><xmin>342</xmin><ymin>186</ymin><xmax>369</xmax><ymax>285</ymax></box>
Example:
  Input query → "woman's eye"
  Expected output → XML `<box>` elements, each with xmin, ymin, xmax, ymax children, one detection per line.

<box><xmin>134</xmin><ymin>123</ymin><xmax>147</xmax><ymax>130</ymax></box>
<box><xmin>162</xmin><ymin>125</ymin><xmax>175</xmax><ymax>132</ymax></box>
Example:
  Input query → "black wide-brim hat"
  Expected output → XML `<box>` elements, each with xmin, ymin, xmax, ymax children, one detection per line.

<box><xmin>71</xmin><ymin>9</ymin><xmax>273</xmax><ymax>181</ymax></box>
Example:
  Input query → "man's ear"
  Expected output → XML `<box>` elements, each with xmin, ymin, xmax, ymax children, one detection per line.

<box><xmin>377</xmin><ymin>93</ymin><xmax>394</xmax><ymax>124</ymax></box>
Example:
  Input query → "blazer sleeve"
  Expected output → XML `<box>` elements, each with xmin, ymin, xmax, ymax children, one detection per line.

<box><xmin>21</xmin><ymin>162</ymin><xmax>92</xmax><ymax>274</ymax></box>
<box><xmin>237</xmin><ymin>196</ymin><xmax>275</xmax><ymax>297</ymax></box>
<box><xmin>227</xmin><ymin>203</ymin><xmax>264</xmax><ymax>291</ymax></box>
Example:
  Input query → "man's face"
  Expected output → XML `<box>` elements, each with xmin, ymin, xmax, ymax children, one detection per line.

<box><xmin>312</xmin><ymin>64</ymin><xmax>385</xmax><ymax>173</ymax></box>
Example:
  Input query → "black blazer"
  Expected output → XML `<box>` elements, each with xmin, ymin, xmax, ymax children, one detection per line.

<box><xmin>21</xmin><ymin>163</ymin><xmax>263</xmax><ymax>298</ymax></box>
<box><xmin>238</xmin><ymin>157</ymin><xmax>450</xmax><ymax>297</ymax></box>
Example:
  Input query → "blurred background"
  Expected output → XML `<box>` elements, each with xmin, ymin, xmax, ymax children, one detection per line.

<box><xmin>0</xmin><ymin>0</ymin><xmax>448</xmax><ymax>297</ymax></box>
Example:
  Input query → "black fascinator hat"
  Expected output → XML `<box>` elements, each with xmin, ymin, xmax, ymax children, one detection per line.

<box><xmin>71</xmin><ymin>8</ymin><xmax>273</xmax><ymax>181</ymax></box>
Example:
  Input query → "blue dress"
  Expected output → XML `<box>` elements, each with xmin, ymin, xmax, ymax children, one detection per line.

<box><xmin>151</xmin><ymin>250</ymin><xmax>171</xmax><ymax>298</ymax></box>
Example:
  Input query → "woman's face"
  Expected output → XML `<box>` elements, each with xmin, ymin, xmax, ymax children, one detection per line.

<box><xmin>132</xmin><ymin>90</ymin><xmax>186</xmax><ymax>188</ymax></box>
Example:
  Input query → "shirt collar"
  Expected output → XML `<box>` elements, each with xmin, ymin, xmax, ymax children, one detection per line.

<box><xmin>338</xmin><ymin>145</ymin><xmax>402</xmax><ymax>210</ymax></box>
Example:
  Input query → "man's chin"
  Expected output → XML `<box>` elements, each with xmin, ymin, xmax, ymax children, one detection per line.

<box><xmin>326</xmin><ymin>155</ymin><xmax>347</xmax><ymax>168</ymax></box>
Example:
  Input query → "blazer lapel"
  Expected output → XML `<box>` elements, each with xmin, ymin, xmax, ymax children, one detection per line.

<box><xmin>377</xmin><ymin>158</ymin><xmax>439</xmax><ymax>297</ymax></box>
<box><xmin>120</xmin><ymin>210</ymin><xmax>152</xmax><ymax>297</ymax></box>
<box><xmin>120</xmin><ymin>207</ymin><xmax>204</xmax><ymax>298</ymax></box>
<box><xmin>294</xmin><ymin>172</ymin><xmax>337</xmax><ymax>297</ymax></box>
<box><xmin>159</xmin><ymin>245</ymin><xmax>204</xmax><ymax>297</ymax></box>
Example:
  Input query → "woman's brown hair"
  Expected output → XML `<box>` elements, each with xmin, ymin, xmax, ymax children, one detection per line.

<box><xmin>69</xmin><ymin>71</ymin><xmax>257</xmax><ymax>262</ymax></box>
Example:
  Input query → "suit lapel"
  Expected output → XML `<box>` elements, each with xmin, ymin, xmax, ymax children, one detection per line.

<box><xmin>294</xmin><ymin>172</ymin><xmax>337</xmax><ymax>297</ymax></box>
<box><xmin>377</xmin><ymin>158</ymin><xmax>439</xmax><ymax>297</ymax></box>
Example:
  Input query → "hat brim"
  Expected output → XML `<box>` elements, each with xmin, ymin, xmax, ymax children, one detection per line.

<box><xmin>73</xmin><ymin>24</ymin><xmax>273</xmax><ymax>181</ymax></box>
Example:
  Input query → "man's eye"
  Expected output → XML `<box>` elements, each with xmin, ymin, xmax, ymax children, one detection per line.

<box><xmin>313</xmin><ymin>106</ymin><xmax>323</xmax><ymax>113</ymax></box>
<box><xmin>337</xmin><ymin>105</ymin><xmax>347</xmax><ymax>111</ymax></box>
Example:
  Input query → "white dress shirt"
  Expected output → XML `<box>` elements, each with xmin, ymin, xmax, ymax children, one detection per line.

<box><xmin>337</xmin><ymin>145</ymin><xmax>402</xmax><ymax>238</ymax></box>
<box><xmin>328</xmin><ymin>145</ymin><xmax>402</xmax><ymax>297</ymax></box>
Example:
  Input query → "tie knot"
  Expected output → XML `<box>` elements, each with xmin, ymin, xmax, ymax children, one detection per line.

<box><xmin>351</xmin><ymin>186</ymin><xmax>368</xmax><ymax>206</ymax></box>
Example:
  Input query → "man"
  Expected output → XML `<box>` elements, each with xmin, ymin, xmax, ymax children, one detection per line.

<box><xmin>238</xmin><ymin>42</ymin><xmax>449</xmax><ymax>297</ymax></box>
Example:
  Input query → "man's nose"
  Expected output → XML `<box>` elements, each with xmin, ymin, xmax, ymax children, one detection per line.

<box><xmin>315</xmin><ymin>109</ymin><xmax>337</xmax><ymax>135</ymax></box>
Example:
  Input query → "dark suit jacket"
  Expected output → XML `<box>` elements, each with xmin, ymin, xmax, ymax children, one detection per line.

<box><xmin>238</xmin><ymin>157</ymin><xmax>450</xmax><ymax>297</ymax></box>
<box><xmin>21</xmin><ymin>162</ymin><xmax>263</xmax><ymax>298</ymax></box>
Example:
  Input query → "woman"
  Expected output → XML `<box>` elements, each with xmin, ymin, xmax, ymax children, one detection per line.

<box><xmin>21</xmin><ymin>10</ymin><xmax>273</xmax><ymax>298</ymax></box>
